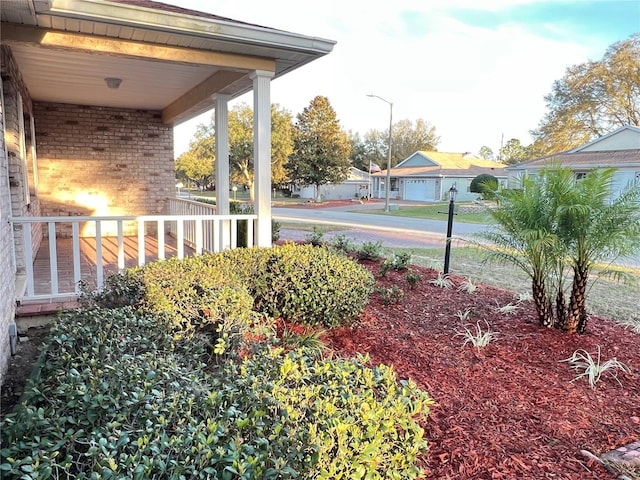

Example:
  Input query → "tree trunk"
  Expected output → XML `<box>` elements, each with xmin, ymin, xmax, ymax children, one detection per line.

<box><xmin>248</xmin><ymin>181</ymin><xmax>255</xmax><ymax>203</ymax></box>
<box><xmin>239</xmin><ymin>164</ymin><xmax>255</xmax><ymax>203</ymax></box>
<box><xmin>532</xmin><ymin>277</ymin><xmax>554</xmax><ymax>328</ymax></box>
<box><xmin>555</xmin><ymin>288</ymin><xmax>567</xmax><ymax>330</ymax></box>
<box><xmin>564</xmin><ymin>265</ymin><xmax>589</xmax><ymax>334</ymax></box>
<box><xmin>315</xmin><ymin>184</ymin><xmax>322</xmax><ymax>203</ymax></box>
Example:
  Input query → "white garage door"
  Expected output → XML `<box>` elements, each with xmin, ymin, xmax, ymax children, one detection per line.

<box><xmin>404</xmin><ymin>179</ymin><xmax>435</xmax><ymax>201</ymax></box>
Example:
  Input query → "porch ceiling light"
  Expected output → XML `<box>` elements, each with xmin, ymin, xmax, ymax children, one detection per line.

<box><xmin>105</xmin><ymin>77</ymin><xmax>123</xmax><ymax>89</ymax></box>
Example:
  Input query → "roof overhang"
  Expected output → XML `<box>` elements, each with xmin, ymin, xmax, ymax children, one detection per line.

<box><xmin>1</xmin><ymin>0</ymin><xmax>336</xmax><ymax>125</ymax></box>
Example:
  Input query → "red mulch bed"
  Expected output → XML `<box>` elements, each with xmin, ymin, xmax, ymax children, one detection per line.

<box><xmin>322</xmin><ymin>260</ymin><xmax>639</xmax><ymax>479</ymax></box>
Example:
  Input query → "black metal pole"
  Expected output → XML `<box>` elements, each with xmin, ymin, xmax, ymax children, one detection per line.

<box><xmin>443</xmin><ymin>196</ymin><xmax>455</xmax><ymax>275</ymax></box>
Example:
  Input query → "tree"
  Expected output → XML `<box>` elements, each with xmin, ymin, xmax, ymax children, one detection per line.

<box><xmin>347</xmin><ymin>131</ymin><xmax>369</xmax><ymax>172</ymax></box>
<box><xmin>531</xmin><ymin>34</ymin><xmax>640</xmax><ymax>155</ymax></box>
<box><xmin>479</xmin><ymin>165</ymin><xmax>640</xmax><ymax>333</ymax></box>
<box><xmin>286</xmin><ymin>96</ymin><xmax>351</xmax><ymax>202</ymax></box>
<box><xmin>358</xmin><ymin>118</ymin><xmax>440</xmax><ymax>171</ymax></box>
<box><xmin>228</xmin><ymin>103</ymin><xmax>254</xmax><ymax>194</ymax></box>
<box><xmin>499</xmin><ymin>138</ymin><xmax>530</xmax><ymax>165</ymax></box>
<box><xmin>478</xmin><ymin>175</ymin><xmax>558</xmax><ymax>328</ymax></box>
<box><xmin>391</xmin><ymin>119</ymin><xmax>440</xmax><ymax>164</ymax></box>
<box><xmin>228</xmin><ymin>103</ymin><xmax>294</xmax><ymax>200</ymax></box>
<box><xmin>478</xmin><ymin>146</ymin><xmax>495</xmax><ymax>160</ymax></box>
<box><xmin>270</xmin><ymin>105</ymin><xmax>295</xmax><ymax>187</ymax></box>
<box><xmin>181</xmin><ymin>103</ymin><xmax>294</xmax><ymax>201</ymax></box>
<box><xmin>175</xmin><ymin>124</ymin><xmax>215</xmax><ymax>188</ymax></box>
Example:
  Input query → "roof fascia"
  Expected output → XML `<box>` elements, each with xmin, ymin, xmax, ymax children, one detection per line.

<box><xmin>45</xmin><ymin>0</ymin><xmax>336</xmax><ymax>55</ymax></box>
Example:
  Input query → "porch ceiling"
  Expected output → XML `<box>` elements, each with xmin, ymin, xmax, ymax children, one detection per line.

<box><xmin>1</xmin><ymin>0</ymin><xmax>335</xmax><ymax>125</ymax></box>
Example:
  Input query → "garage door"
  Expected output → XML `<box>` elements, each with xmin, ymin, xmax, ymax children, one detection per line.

<box><xmin>404</xmin><ymin>179</ymin><xmax>435</xmax><ymax>201</ymax></box>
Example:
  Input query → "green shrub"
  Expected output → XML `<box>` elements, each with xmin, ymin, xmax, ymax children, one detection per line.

<box><xmin>355</xmin><ymin>240</ymin><xmax>384</xmax><ymax>261</ymax></box>
<box><xmin>377</xmin><ymin>285</ymin><xmax>405</xmax><ymax>305</ymax></box>
<box><xmin>97</xmin><ymin>244</ymin><xmax>374</xmax><ymax>334</ymax></box>
<box><xmin>331</xmin><ymin>234</ymin><xmax>355</xmax><ymax>254</ymax></box>
<box><xmin>138</xmin><ymin>255</ymin><xmax>257</xmax><ymax>356</ymax></box>
<box><xmin>78</xmin><ymin>270</ymin><xmax>143</xmax><ymax>308</ymax></box>
<box><xmin>469</xmin><ymin>173</ymin><xmax>498</xmax><ymax>200</ymax></box>
<box><xmin>305</xmin><ymin>226</ymin><xmax>325</xmax><ymax>246</ymax></box>
<box><xmin>1</xmin><ymin>308</ymin><xmax>433</xmax><ymax>480</ymax></box>
<box><xmin>220</xmin><ymin>243</ymin><xmax>375</xmax><ymax>328</ymax></box>
<box><xmin>405</xmin><ymin>269</ymin><xmax>422</xmax><ymax>289</ymax></box>
<box><xmin>234</xmin><ymin>347</ymin><xmax>434</xmax><ymax>479</ymax></box>
<box><xmin>379</xmin><ymin>251</ymin><xmax>412</xmax><ymax>276</ymax></box>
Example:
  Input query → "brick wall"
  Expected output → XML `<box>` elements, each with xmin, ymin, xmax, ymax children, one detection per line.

<box><xmin>1</xmin><ymin>46</ymin><xmax>34</xmax><ymax>383</ymax></box>
<box><xmin>1</xmin><ymin>46</ymin><xmax>42</xmax><ymax>275</ymax></box>
<box><xmin>34</xmin><ymin>102</ymin><xmax>174</xmax><ymax>236</ymax></box>
<box><xmin>0</xmin><ymin>76</ymin><xmax>17</xmax><ymax>385</ymax></box>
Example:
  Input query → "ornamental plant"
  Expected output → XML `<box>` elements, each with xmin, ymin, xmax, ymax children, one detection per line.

<box><xmin>1</xmin><ymin>307</ymin><xmax>433</xmax><ymax>479</ymax></box>
<box><xmin>218</xmin><ymin>243</ymin><xmax>375</xmax><ymax>328</ymax></box>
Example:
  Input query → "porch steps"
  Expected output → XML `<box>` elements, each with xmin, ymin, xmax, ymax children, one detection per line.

<box><xmin>16</xmin><ymin>300</ymin><xmax>80</xmax><ymax>318</ymax></box>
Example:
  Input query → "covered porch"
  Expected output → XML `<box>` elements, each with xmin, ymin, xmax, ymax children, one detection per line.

<box><xmin>1</xmin><ymin>0</ymin><xmax>335</xmax><ymax>326</ymax></box>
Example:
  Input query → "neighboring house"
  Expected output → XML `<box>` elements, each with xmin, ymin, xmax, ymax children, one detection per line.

<box><xmin>0</xmin><ymin>0</ymin><xmax>334</xmax><ymax>383</ymax></box>
<box><xmin>292</xmin><ymin>167</ymin><xmax>371</xmax><ymax>200</ymax></box>
<box><xmin>372</xmin><ymin>151</ymin><xmax>507</xmax><ymax>202</ymax></box>
<box><xmin>507</xmin><ymin>125</ymin><xmax>640</xmax><ymax>199</ymax></box>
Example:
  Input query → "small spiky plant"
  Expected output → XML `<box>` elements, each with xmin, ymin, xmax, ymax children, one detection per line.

<box><xmin>455</xmin><ymin>308</ymin><xmax>472</xmax><ymax>321</ymax></box>
<box><xmin>561</xmin><ymin>346</ymin><xmax>630</xmax><ymax>389</ymax></box>
<box><xmin>279</xmin><ymin>327</ymin><xmax>327</xmax><ymax>356</ymax></box>
<box><xmin>456</xmin><ymin>320</ymin><xmax>498</xmax><ymax>352</ymax></box>
<box><xmin>496</xmin><ymin>301</ymin><xmax>518</xmax><ymax>315</ymax></box>
<box><xmin>457</xmin><ymin>278</ymin><xmax>477</xmax><ymax>294</ymax></box>
<box><xmin>429</xmin><ymin>273</ymin><xmax>453</xmax><ymax>289</ymax></box>
<box><xmin>516</xmin><ymin>291</ymin><xmax>533</xmax><ymax>303</ymax></box>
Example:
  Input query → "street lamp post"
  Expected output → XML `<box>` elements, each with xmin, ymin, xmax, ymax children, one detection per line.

<box><xmin>367</xmin><ymin>94</ymin><xmax>393</xmax><ymax>212</ymax></box>
<box><xmin>443</xmin><ymin>184</ymin><xmax>457</xmax><ymax>275</ymax></box>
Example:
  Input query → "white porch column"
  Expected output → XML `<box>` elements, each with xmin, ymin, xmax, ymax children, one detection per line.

<box><xmin>251</xmin><ymin>70</ymin><xmax>275</xmax><ymax>247</ymax></box>
<box><xmin>215</xmin><ymin>95</ymin><xmax>231</xmax><ymax>249</ymax></box>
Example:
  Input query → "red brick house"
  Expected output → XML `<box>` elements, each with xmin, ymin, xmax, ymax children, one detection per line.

<box><xmin>0</xmin><ymin>0</ymin><xmax>334</xmax><ymax>383</ymax></box>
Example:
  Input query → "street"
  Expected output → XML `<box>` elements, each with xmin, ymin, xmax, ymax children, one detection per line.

<box><xmin>273</xmin><ymin>204</ymin><xmax>489</xmax><ymax>249</ymax></box>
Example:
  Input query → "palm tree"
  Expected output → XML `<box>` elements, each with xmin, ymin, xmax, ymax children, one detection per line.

<box><xmin>554</xmin><ymin>168</ymin><xmax>640</xmax><ymax>333</ymax></box>
<box><xmin>481</xmin><ymin>165</ymin><xmax>640</xmax><ymax>334</ymax></box>
<box><xmin>478</xmin><ymin>175</ymin><xmax>559</xmax><ymax>328</ymax></box>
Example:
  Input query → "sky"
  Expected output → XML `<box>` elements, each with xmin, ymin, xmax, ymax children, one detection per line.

<box><xmin>171</xmin><ymin>0</ymin><xmax>639</xmax><ymax>159</ymax></box>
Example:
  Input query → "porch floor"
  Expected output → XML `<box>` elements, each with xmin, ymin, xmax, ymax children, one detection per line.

<box><xmin>16</xmin><ymin>235</ymin><xmax>194</xmax><ymax>315</ymax></box>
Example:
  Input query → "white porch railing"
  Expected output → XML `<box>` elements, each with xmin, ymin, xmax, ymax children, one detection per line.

<box><xmin>11</xmin><ymin>212</ymin><xmax>256</xmax><ymax>302</ymax></box>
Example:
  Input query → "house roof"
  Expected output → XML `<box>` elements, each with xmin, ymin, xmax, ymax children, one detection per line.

<box><xmin>507</xmin><ymin>149</ymin><xmax>640</xmax><ymax>170</ymax></box>
<box><xmin>412</xmin><ymin>151</ymin><xmax>504</xmax><ymax>169</ymax></box>
<box><xmin>389</xmin><ymin>164</ymin><xmax>508</xmax><ymax>178</ymax></box>
<box><xmin>376</xmin><ymin>151</ymin><xmax>507</xmax><ymax>178</ymax></box>
<box><xmin>1</xmin><ymin>0</ymin><xmax>335</xmax><ymax>125</ymax></box>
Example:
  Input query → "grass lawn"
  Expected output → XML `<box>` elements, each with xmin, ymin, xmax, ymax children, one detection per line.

<box><xmin>356</xmin><ymin>203</ymin><xmax>494</xmax><ymax>224</ymax></box>
<box><xmin>382</xmin><ymin>245</ymin><xmax>640</xmax><ymax>329</ymax></box>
